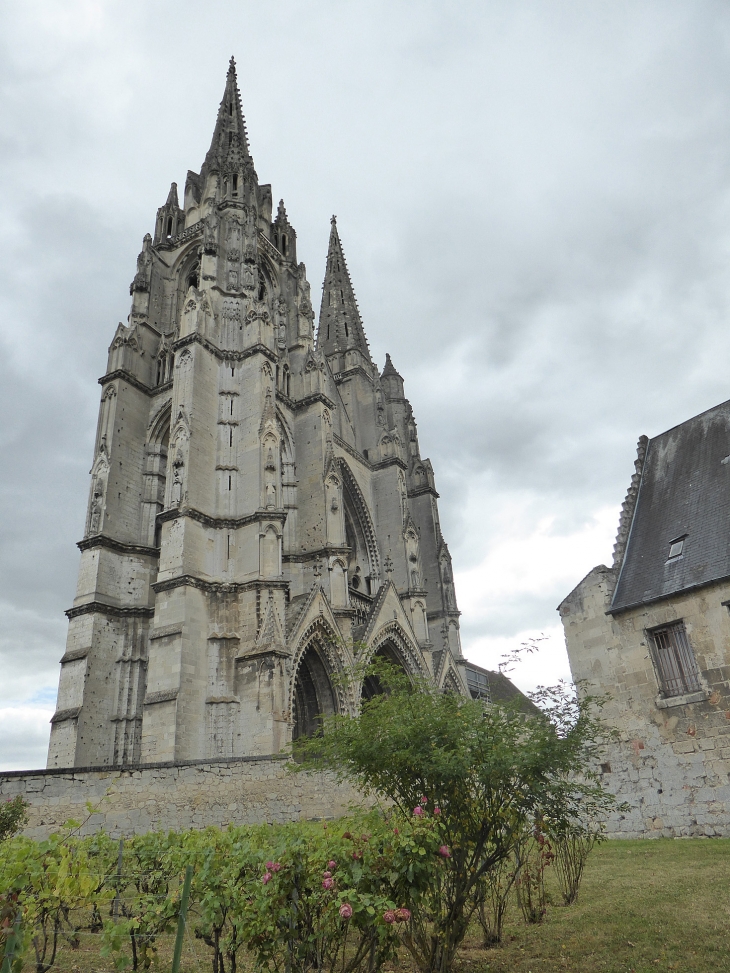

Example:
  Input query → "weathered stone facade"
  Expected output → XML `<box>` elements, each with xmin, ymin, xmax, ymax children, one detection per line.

<box><xmin>560</xmin><ymin>404</ymin><xmax>730</xmax><ymax>837</ymax></box>
<box><xmin>47</xmin><ymin>59</ymin><xmax>468</xmax><ymax>771</ymax></box>
<box><xmin>0</xmin><ymin>759</ymin><xmax>371</xmax><ymax>841</ymax></box>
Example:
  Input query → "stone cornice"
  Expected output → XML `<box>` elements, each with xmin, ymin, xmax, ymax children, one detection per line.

<box><xmin>98</xmin><ymin>369</ymin><xmax>152</xmax><ymax>396</ymax></box>
<box><xmin>426</xmin><ymin>609</ymin><xmax>462</xmax><ymax>621</ymax></box>
<box><xmin>333</xmin><ymin>434</ymin><xmax>369</xmax><ymax>467</ymax></box>
<box><xmin>291</xmin><ymin>391</ymin><xmax>337</xmax><ymax>412</ymax></box>
<box><xmin>78</xmin><ymin>535</ymin><xmax>160</xmax><ymax>559</ymax></box>
<box><xmin>407</xmin><ymin>484</ymin><xmax>440</xmax><ymax>500</ymax></box>
<box><xmin>60</xmin><ymin>647</ymin><xmax>88</xmax><ymax>663</ymax></box>
<box><xmin>0</xmin><ymin>753</ymin><xmax>289</xmax><ymax>778</ymax></box>
<box><xmin>152</xmin><ymin>575</ymin><xmax>290</xmax><ymax>595</ymax></box>
<box><xmin>333</xmin><ymin>364</ymin><xmax>375</xmax><ymax>385</ymax></box>
<box><xmin>157</xmin><ymin>506</ymin><xmax>287</xmax><ymax>530</ymax></box>
<box><xmin>50</xmin><ymin>706</ymin><xmax>81</xmax><ymax>724</ymax></box>
<box><xmin>144</xmin><ymin>689</ymin><xmax>179</xmax><ymax>705</ymax></box>
<box><xmin>282</xmin><ymin>545</ymin><xmax>350</xmax><ymax>564</ymax></box>
<box><xmin>172</xmin><ymin>331</ymin><xmax>278</xmax><ymax>365</ymax></box>
<box><xmin>66</xmin><ymin>601</ymin><xmax>155</xmax><ymax>620</ymax></box>
<box><xmin>370</xmin><ymin>456</ymin><xmax>408</xmax><ymax>472</ymax></box>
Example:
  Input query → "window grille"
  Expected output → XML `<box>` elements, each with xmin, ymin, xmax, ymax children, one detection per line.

<box><xmin>465</xmin><ymin>666</ymin><xmax>491</xmax><ymax>703</ymax></box>
<box><xmin>649</xmin><ymin>621</ymin><xmax>701</xmax><ymax>697</ymax></box>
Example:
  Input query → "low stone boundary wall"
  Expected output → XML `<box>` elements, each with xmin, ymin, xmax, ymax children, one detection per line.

<box><xmin>0</xmin><ymin>756</ymin><xmax>371</xmax><ymax>840</ymax></box>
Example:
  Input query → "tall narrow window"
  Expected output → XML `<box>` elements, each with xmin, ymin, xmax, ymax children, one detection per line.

<box><xmin>227</xmin><ymin>534</ymin><xmax>231</xmax><ymax>559</ymax></box>
<box><xmin>230</xmin><ymin>399</ymin><xmax>233</xmax><ymax>415</ymax></box>
<box><xmin>228</xmin><ymin>102</ymin><xmax>233</xmax><ymax>117</ymax></box>
<box><xmin>228</xmin><ymin>475</ymin><xmax>232</xmax><ymax>491</ymax></box>
<box><xmin>229</xmin><ymin>427</ymin><xmax>233</xmax><ymax>448</ymax></box>
<box><xmin>232</xmin><ymin>174</ymin><xmax>238</xmax><ymax>197</ymax></box>
<box><xmin>166</xmin><ymin>216</ymin><xmax>173</xmax><ymax>238</ymax></box>
<box><xmin>649</xmin><ymin>621</ymin><xmax>701</xmax><ymax>697</ymax></box>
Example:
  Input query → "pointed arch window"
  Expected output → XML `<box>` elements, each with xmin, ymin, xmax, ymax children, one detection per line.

<box><xmin>232</xmin><ymin>174</ymin><xmax>238</xmax><ymax>197</ymax></box>
<box><xmin>292</xmin><ymin>643</ymin><xmax>337</xmax><ymax>742</ymax></box>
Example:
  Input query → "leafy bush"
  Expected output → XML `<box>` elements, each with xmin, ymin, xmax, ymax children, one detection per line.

<box><xmin>294</xmin><ymin>662</ymin><xmax>619</xmax><ymax>973</ymax></box>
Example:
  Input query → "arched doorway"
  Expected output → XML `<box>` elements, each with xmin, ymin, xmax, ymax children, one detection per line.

<box><xmin>361</xmin><ymin>641</ymin><xmax>410</xmax><ymax>702</ymax></box>
<box><xmin>292</xmin><ymin>642</ymin><xmax>337</xmax><ymax>741</ymax></box>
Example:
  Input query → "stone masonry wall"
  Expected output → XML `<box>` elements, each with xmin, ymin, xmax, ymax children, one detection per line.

<box><xmin>560</xmin><ymin>566</ymin><xmax>730</xmax><ymax>838</ymax></box>
<box><xmin>0</xmin><ymin>756</ymin><xmax>372</xmax><ymax>841</ymax></box>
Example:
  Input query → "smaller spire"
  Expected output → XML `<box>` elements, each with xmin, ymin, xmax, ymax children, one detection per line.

<box><xmin>165</xmin><ymin>182</ymin><xmax>179</xmax><ymax>206</ymax></box>
<box><xmin>316</xmin><ymin>218</ymin><xmax>373</xmax><ymax>366</ymax></box>
<box><xmin>380</xmin><ymin>353</ymin><xmax>404</xmax><ymax>399</ymax></box>
<box><xmin>381</xmin><ymin>354</ymin><xmax>401</xmax><ymax>378</ymax></box>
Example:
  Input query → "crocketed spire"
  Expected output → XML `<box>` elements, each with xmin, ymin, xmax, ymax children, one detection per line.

<box><xmin>316</xmin><ymin>217</ymin><xmax>373</xmax><ymax>365</ymax></box>
<box><xmin>200</xmin><ymin>56</ymin><xmax>252</xmax><ymax>179</ymax></box>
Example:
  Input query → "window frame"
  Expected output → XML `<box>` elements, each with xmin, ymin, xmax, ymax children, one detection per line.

<box><xmin>646</xmin><ymin>619</ymin><xmax>701</xmax><ymax>699</ymax></box>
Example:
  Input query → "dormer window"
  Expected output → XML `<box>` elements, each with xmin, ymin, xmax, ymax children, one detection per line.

<box><xmin>668</xmin><ymin>536</ymin><xmax>686</xmax><ymax>560</ymax></box>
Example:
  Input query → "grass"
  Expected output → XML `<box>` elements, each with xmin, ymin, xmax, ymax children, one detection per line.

<box><xmin>37</xmin><ymin>838</ymin><xmax>730</xmax><ymax>973</ymax></box>
<box><xmin>453</xmin><ymin>837</ymin><xmax>730</xmax><ymax>973</ymax></box>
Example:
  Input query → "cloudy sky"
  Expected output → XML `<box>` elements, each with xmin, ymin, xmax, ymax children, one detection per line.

<box><xmin>3</xmin><ymin>0</ymin><xmax>730</xmax><ymax>770</ymax></box>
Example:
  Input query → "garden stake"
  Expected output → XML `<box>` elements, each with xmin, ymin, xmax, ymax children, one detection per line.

<box><xmin>171</xmin><ymin>865</ymin><xmax>193</xmax><ymax>973</ymax></box>
<box><xmin>1</xmin><ymin>912</ymin><xmax>21</xmax><ymax>973</ymax></box>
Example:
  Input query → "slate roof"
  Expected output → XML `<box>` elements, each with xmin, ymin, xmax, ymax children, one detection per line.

<box><xmin>610</xmin><ymin>398</ymin><xmax>730</xmax><ymax>613</ymax></box>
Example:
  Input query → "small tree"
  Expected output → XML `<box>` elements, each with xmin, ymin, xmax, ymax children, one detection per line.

<box><xmin>294</xmin><ymin>663</ymin><xmax>618</xmax><ymax>973</ymax></box>
<box><xmin>0</xmin><ymin>798</ymin><xmax>28</xmax><ymax>843</ymax></box>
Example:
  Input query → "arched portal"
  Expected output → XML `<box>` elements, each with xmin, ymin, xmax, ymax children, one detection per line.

<box><xmin>361</xmin><ymin>640</ymin><xmax>410</xmax><ymax>702</ymax></box>
<box><xmin>292</xmin><ymin>642</ymin><xmax>337</xmax><ymax>741</ymax></box>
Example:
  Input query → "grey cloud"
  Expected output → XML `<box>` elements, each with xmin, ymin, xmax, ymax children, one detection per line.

<box><xmin>3</xmin><ymin>0</ymin><xmax>730</xmax><ymax>767</ymax></box>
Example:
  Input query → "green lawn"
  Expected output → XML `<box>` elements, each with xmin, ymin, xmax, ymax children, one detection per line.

<box><xmin>452</xmin><ymin>837</ymin><xmax>730</xmax><ymax>973</ymax></box>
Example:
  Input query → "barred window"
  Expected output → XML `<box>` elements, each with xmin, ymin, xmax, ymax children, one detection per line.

<box><xmin>649</xmin><ymin>620</ymin><xmax>701</xmax><ymax>697</ymax></box>
<box><xmin>465</xmin><ymin>666</ymin><xmax>491</xmax><ymax>703</ymax></box>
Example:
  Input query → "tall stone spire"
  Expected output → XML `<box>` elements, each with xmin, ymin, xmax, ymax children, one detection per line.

<box><xmin>317</xmin><ymin>217</ymin><xmax>373</xmax><ymax>365</ymax></box>
<box><xmin>200</xmin><ymin>56</ymin><xmax>252</xmax><ymax>179</ymax></box>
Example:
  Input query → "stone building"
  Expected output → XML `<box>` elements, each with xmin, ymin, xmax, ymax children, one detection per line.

<box><xmin>560</xmin><ymin>402</ymin><xmax>730</xmax><ymax>836</ymax></box>
<box><xmin>47</xmin><ymin>59</ymin><xmax>469</xmax><ymax>770</ymax></box>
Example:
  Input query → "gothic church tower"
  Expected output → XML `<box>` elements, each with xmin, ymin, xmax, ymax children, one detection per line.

<box><xmin>48</xmin><ymin>60</ymin><xmax>467</xmax><ymax>769</ymax></box>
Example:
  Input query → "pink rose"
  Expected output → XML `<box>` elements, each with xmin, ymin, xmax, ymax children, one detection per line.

<box><xmin>439</xmin><ymin>845</ymin><xmax>451</xmax><ymax>858</ymax></box>
<box><xmin>262</xmin><ymin>872</ymin><xmax>272</xmax><ymax>885</ymax></box>
<box><xmin>433</xmin><ymin>807</ymin><xmax>441</xmax><ymax>815</ymax></box>
<box><xmin>265</xmin><ymin>861</ymin><xmax>274</xmax><ymax>869</ymax></box>
<box><xmin>383</xmin><ymin>910</ymin><xmax>396</xmax><ymax>924</ymax></box>
<box><xmin>271</xmin><ymin>862</ymin><xmax>282</xmax><ymax>872</ymax></box>
<box><xmin>393</xmin><ymin>827</ymin><xmax>399</xmax><ymax>835</ymax></box>
<box><xmin>328</xmin><ymin>860</ymin><xmax>337</xmax><ymax>870</ymax></box>
<box><xmin>395</xmin><ymin>908</ymin><xmax>411</xmax><ymax>922</ymax></box>
<box><xmin>413</xmin><ymin>806</ymin><xmax>424</xmax><ymax>817</ymax></box>
<box><xmin>339</xmin><ymin>903</ymin><xmax>353</xmax><ymax>919</ymax></box>
<box><xmin>323</xmin><ymin>870</ymin><xmax>332</xmax><ymax>879</ymax></box>
<box><xmin>322</xmin><ymin>877</ymin><xmax>335</xmax><ymax>890</ymax></box>
<box><xmin>419</xmin><ymin>796</ymin><xmax>428</xmax><ymax>805</ymax></box>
